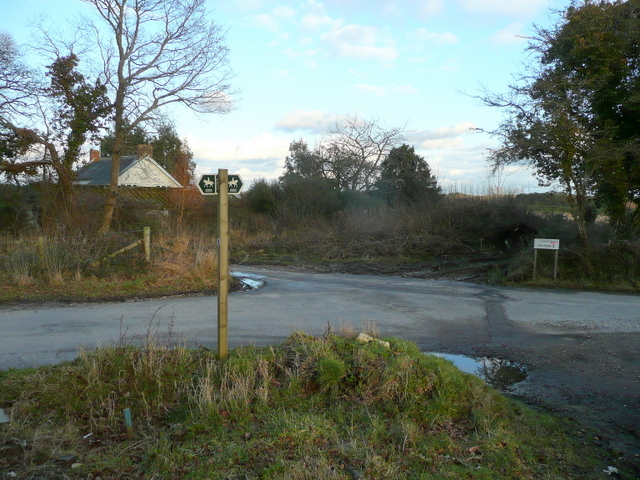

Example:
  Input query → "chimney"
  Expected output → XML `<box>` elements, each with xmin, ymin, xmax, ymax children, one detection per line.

<box><xmin>137</xmin><ymin>144</ymin><xmax>154</xmax><ymax>157</ymax></box>
<box><xmin>90</xmin><ymin>149</ymin><xmax>100</xmax><ymax>162</ymax></box>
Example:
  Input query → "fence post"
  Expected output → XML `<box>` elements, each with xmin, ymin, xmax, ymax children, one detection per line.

<box><xmin>37</xmin><ymin>237</ymin><xmax>45</xmax><ymax>260</ymax></box>
<box><xmin>142</xmin><ymin>227</ymin><xmax>151</xmax><ymax>262</ymax></box>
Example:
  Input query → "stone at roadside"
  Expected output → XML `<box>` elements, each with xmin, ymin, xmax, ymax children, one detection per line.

<box><xmin>55</xmin><ymin>455</ymin><xmax>78</xmax><ymax>465</ymax></box>
<box><xmin>356</xmin><ymin>332</ymin><xmax>390</xmax><ymax>348</ymax></box>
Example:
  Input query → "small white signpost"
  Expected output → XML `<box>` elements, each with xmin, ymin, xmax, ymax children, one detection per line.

<box><xmin>533</xmin><ymin>238</ymin><xmax>560</xmax><ymax>280</ymax></box>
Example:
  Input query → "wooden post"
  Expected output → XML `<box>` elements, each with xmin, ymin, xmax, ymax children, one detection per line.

<box><xmin>217</xmin><ymin>169</ymin><xmax>229</xmax><ymax>362</ymax></box>
<box><xmin>142</xmin><ymin>227</ymin><xmax>151</xmax><ymax>263</ymax></box>
<box><xmin>553</xmin><ymin>250</ymin><xmax>559</xmax><ymax>281</ymax></box>
<box><xmin>533</xmin><ymin>249</ymin><xmax>538</xmax><ymax>280</ymax></box>
<box><xmin>37</xmin><ymin>237</ymin><xmax>45</xmax><ymax>260</ymax></box>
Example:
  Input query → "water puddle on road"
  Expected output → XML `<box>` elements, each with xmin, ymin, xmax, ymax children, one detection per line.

<box><xmin>232</xmin><ymin>272</ymin><xmax>266</xmax><ymax>291</ymax></box>
<box><xmin>429</xmin><ymin>353</ymin><xmax>528</xmax><ymax>391</ymax></box>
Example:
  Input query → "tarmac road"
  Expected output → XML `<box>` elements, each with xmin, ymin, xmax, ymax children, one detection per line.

<box><xmin>1</xmin><ymin>266</ymin><xmax>639</xmax><ymax>470</ymax></box>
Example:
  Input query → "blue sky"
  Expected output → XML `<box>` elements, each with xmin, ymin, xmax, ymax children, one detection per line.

<box><xmin>4</xmin><ymin>0</ymin><xmax>569</xmax><ymax>192</ymax></box>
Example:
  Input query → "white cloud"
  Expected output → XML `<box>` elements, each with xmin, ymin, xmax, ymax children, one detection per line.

<box><xmin>273</xmin><ymin>5</ymin><xmax>296</xmax><ymax>20</ymax></box>
<box><xmin>410</xmin><ymin>121</ymin><xmax>478</xmax><ymax>143</ymax></box>
<box><xmin>381</xmin><ymin>0</ymin><xmax>444</xmax><ymax>18</ymax></box>
<box><xmin>252</xmin><ymin>13</ymin><xmax>280</xmax><ymax>32</ymax></box>
<box><xmin>284</xmin><ymin>47</ymin><xmax>322</xmax><ymax>60</ymax></box>
<box><xmin>418</xmin><ymin>137</ymin><xmax>465</xmax><ymax>150</ymax></box>
<box><xmin>251</xmin><ymin>6</ymin><xmax>297</xmax><ymax>32</ymax></box>
<box><xmin>457</xmin><ymin>0</ymin><xmax>550</xmax><ymax>17</ymax></box>
<box><xmin>417</xmin><ymin>0</ymin><xmax>444</xmax><ymax>17</ymax></box>
<box><xmin>301</xmin><ymin>13</ymin><xmax>335</xmax><ymax>30</ymax></box>
<box><xmin>321</xmin><ymin>24</ymin><xmax>398</xmax><ymax>62</ymax></box>
<box><xmin>354</xmin><ymin>83</ymin><xmax>418</xmax><ymax>96</ymax></box>
<box><xmin>232</xmin><ymin>0</ymin><xmax>265</xmax><ymax>11</ymax></box>
<box><xmin>275</xmin><ymin>109</ymin><xmax>339</xmax><ymax>132</ymax></box>
<box><xmin>488</xmin><ymin>22</ymin><xmax>528</xmax><ymax>46</ymax></box>
<box><xmin>187</xmin><ymin>133</ymin><xmax>290</xmax><ymax>164</ymax></box>
<box><xmin>408</xmin><ymin>28</ymin><xmax>458</xmax><ymax>45</ymax></box>
<box><xmin>303</xmin><ymin>0</ymin><xmax>327</xmax><ymax>15</ymax></box>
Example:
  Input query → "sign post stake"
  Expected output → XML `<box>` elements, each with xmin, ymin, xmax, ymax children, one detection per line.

<box><xmin>217</xmin><ymin>169</ymin><xmax>229</xmax><ymax>362</ymax></box>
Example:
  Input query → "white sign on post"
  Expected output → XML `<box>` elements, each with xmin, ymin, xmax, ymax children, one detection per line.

<box><xmin>533</xmin><ymin>238</ymin><xmax>560</xmax><ymax>280</ymax></box>
<box><xmin>534</xmin><ymin>238</ymin><xmax>560</xmax><ymax>250</ymax></box>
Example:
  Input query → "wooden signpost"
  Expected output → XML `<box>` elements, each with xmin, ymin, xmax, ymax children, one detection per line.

<box><xmin>217</xmin><ymin>169</ymin><xmax>229</xmax><ymax>362</ymax></box>
<box><xmin>197</xmin><ymin>171</ymin><xmax>244</xmax><ymax>362</ymax></box>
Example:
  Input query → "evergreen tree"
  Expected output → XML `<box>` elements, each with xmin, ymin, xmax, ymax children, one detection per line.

<box><xmin>377</xmin><ymin>144</ymin><xmax>440</xmax><ymax>205</ymax></box>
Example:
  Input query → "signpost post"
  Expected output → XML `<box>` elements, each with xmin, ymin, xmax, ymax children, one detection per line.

<box><xmin>196</xmin><ymin>171</ymin><xmax>244</xmax><ymax>362</ymax></box>
<box><xmin>533</xmin><ymin>238</ymin><xmax>560</xmax><ymax>280</ymax></box>
<box><xmin>217</xmin><ymin>169</ymin><xmax>229</xmax><ymax>362</ymax></box>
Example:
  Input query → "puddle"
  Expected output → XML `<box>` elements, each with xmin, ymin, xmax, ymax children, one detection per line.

<box><xmin>232</xmin><ymin>272</ymin><xmax>266</xmax><ymax>291</ymax></box>
<box><xmin>429</xmin><ymin>352</ymin><xmax>528</xmax><ymax>391</ymax></box>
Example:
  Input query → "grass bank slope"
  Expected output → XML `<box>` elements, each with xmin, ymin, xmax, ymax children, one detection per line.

<box><xmin>0</xmin><ymin>333</ymin><xmax>612</xmax><ymax>479</ymax></box>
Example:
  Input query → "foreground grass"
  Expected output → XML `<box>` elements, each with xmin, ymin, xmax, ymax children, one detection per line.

<box><xmin>0</xmin><ymin>333</ymin><xmax>610</xmax><ymax>479</ymax></box>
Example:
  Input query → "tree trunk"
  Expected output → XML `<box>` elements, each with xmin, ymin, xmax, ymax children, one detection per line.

<box><xmin>98</xmin><ymin>84</ymin><xmax>126</xmax><ymax>234</ymax></box>
<box><xmin>97</xmin><ymin>122</ymin><xmax>125</xmax><ymax>234</ymax></box>
<box><xmin>569</xmin><ymin>174</ymin><xmax>589</xmax><ymax>248</ymax></box>
<box><xmin>56</xmin><ymin>167</ymin><xmax>78</xmax><ymax>228</ymax></box>
<box><xmin>574</xmin><ymin>195</ymin><xmax>589</xmax><ymax>248</ymax></box>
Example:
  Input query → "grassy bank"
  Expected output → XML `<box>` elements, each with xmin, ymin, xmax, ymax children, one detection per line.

<box><xmin>0</xmin><ymin>332</ymin><xmax>611</xmax><ymax>479</ymax></box>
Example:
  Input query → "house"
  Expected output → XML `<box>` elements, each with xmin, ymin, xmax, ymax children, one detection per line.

<box><xmin>75</xmin><ymin>146</ymin><xmax>202</xmax><ymax>212</ymax></box>
<box><xmin>76</xmin><ymin>146</ymin><xmax>183</xmax><ymax>188</ymax></box>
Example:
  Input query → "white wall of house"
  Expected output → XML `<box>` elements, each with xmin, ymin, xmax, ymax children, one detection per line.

<box><xmin>118</xmin><ymin>156</ymin><xmax>182</xmax><ymax>188</ymax></box>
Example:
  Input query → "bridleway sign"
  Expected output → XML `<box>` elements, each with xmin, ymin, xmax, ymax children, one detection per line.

<box><xmin>197</xmin><ymin>174</ymin><xmax>217</xmax><ymax>195</ymax></box>
<box><xmin>197</xmin><ymin>174</ymin><xmax>244</xmax><ymax>195</ymax></box>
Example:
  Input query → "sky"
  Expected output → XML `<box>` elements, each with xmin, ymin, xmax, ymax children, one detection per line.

<box><xmin>4</xmin><ymin>0</ymin><xmax>571</xmax><ymax>193</ymax></box>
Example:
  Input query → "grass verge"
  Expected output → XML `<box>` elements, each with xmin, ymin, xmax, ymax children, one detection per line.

<box><xmin>0</xmin><ymin>274</ymin><xmax>218</xmax><ymax>304</ymax></box>
<box><xmin>0</xmin><ymin>332</ymin><xmax>612</xmax><ymax>479</ymax></box>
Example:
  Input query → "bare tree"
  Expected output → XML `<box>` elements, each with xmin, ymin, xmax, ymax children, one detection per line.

<box><xmin>319</xmin><ymin>114</ymin><xmax>405</xmax><ymax>191</ymax></box>
<box><xmin>0</xmin><ymin>34</ymin><xmax>41</xmax><ymax>179</ymax></box>
<box><xmin>0</xmin><ymin>34</ymin><xmax>39</xmax><ymax>118</ymax></box>
<box><xmin>79</xmin><ymin>0</ymin><xmax>234</xmax><ymax>233</ymax></box>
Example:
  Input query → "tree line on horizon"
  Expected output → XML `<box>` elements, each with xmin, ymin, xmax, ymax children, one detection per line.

<box><xmin>2</xmin><ymin>0</ymin><xmax>640</xmax><ymax>248</ymax></box>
